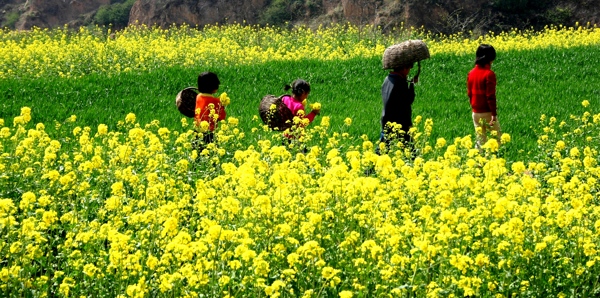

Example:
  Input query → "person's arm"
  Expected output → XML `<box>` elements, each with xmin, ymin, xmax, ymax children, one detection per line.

<box><xmin>485</xmin><ymin>71</ymin><xmax>498</xmax><ymax>124</ymax></box>
<box><xmin>195</xmin><ymin>96</ymin><xmax>206</xmax><ymax>123</ymax></box>
<box><xmin>412</xmin><ymin>61</ymin><xmax>421</xmax><ymax>83</ymax></box>
<box><xmin>306</xmin><ymin>110</ymin><xmax>318</xmax><ymax>123</ymax></box>
<box><xmin>218</xmin><ymin>103</ymin><xmax>226</xmax><ymax>121</ymax></box>
<box><xmin>467</xmin><ymin>75</ymin><xmax>473</xmax><ymax>99</ymax></box>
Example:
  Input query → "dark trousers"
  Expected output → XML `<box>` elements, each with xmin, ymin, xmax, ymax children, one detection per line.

<box><xmin>193</xmin><ymin>131</ymin><xmax>215</xmax><ymax>152</ymax></box>
<box><xmin>377</xmin><ymin>127</ymin><xmax>414</xmax><ymax>156</ymax></box>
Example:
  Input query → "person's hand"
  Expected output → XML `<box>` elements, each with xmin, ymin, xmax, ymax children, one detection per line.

<box><xmin>310</xmin><ymin>102</ymin><xmax>321</xmax><ymax>115</ymax></box>
<box><xmin>412</xmin><ymin>75</ymin><xmax>419</xmax><ymax>84</ymax></box>
<box><xmin>489</xmin><ymin>115</ymin><xmax>497</xmax><ymax>126</ymax></box>
<box><xmin>412</xmin><ymin>61</ymin><xmax>421</xmax><ymax>83</ymax></box>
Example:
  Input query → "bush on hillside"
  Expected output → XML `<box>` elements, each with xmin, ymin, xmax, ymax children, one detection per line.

<box><xmin>93</xmin><ymin>0</ymin><xmax>135</xmax><ymax>29</ymax></box>
<box><xmin>259</xmin><ymin>0</ymin><xmax>317</xmax><ymax>26</ymax></box>
<box><xmin>2</xmin><ymin>11</ymin><xmax>20</xmax><ymax>29</ymax></box>
<box><xmin>259</xmin><ymin>0</ymin><xmax>293</xmax><ymax>25</ymax></box>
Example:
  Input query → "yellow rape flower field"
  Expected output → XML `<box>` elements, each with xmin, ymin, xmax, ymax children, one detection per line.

<box><xmin>1</xmin><ymin>22</ymin><xmax>599</xmax><ymax>78</ymax></box>
<box><xmin>2</xmin><ymin>102</ymin><xmax>600</xmax><ymax>297</ymax></box>
<box><xmin>1</xmin><ymin>24</ymin><xmax>600</xmax><ymax>297</ymax></box>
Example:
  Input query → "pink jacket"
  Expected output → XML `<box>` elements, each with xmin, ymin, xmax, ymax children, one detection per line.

<box><xmin>282</xmin><ymin>95</ymin><xmax>316</xmax><ymax>123</ymax></box>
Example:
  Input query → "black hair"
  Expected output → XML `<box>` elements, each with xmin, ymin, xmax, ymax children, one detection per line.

<box><xmin>284</xmin><ymin>79</ymin><xmax>311</xmax><ymax>97</ymax></box>
<box><xmin>197</xmin><ymin>71</ymin><xmax>220</xmax><ymax>93</ymax></box>
<box><xmin>392</xmin><ymin>62</ymin><xmax>414</xmax><ymax>72</ymax></box>
<box><xmin>475</xmin><ymin>44</ymin><xmax>496</xmax><ymax>66</ymax></box>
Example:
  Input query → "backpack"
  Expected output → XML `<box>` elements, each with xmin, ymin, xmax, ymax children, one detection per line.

<box><xmin>259</xmin><ymin>94</ymin><xmax>294</xmax><ymax>131</ymax></box>
<box><xmin>175</xmin><ymin>87</ymin><xmax>198</xmax><ymax>118</ymax></box>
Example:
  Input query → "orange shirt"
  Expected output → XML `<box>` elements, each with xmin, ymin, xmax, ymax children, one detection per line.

<box><xmin>195</xmin><ymin>93</ymin><xmax>226</xmax><ymax>131</ymax></box>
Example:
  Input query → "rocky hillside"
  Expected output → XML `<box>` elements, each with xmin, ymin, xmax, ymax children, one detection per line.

<box><xmin>1</xmin><ymin>0</ymin><xmax>109</xmax><ymax>29</ymax></box>
<box><xmin>128</xmin><ymin>0</ymin><xmax>269</xmax><ymax>28</ymax></box>
<box><xmin>133</xmin><ymin>0</ymin><xmax>600</xmax><ymax>34</ymax></box>
<box><xmin>1</xmin><ymin>0</ymin><xmax>599</xmax><ymax>34</ymax></box>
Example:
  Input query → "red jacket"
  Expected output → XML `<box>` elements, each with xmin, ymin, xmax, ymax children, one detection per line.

<box><xmin>467</xmin><ymin>64</ymin><xmax>497</xmax><ymax>116</ymax></box>
<box><xmin>195</xmin><ymin>94</ymin><xmax>226</xmax><ymax>131</ymax></box>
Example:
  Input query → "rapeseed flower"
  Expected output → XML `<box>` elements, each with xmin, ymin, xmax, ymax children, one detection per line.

<box><xmin>3</xmin><ymin>24</ymin><xmax>599</xmax><ymax>78</ymax></box>
<box><xmin>2</xmin><ymin>95</ymin><xmax>600</xmax><ymax>296</ymax></box>
<box><xmin>219</xmin><ymin>92</ymin><xmax>231</xmax><ymax>106</ymax></box>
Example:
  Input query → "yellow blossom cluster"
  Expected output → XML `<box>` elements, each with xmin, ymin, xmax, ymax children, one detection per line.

<box><xmin>1</xmin><ymin>23</ymin><xmax>599</xmax><ymax>79</ymax></box>
<box><xmin>1</xmin><ymin>101</ymin><xmax>600</xmax><ymax>296</ymax></box>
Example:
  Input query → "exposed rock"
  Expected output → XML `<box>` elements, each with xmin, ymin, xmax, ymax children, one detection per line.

<box><xmin>406</xmin><ymin>0</ymin><xmax>497</xmax><ymax>34</ymax></box>
<box><xmin>564</xmin><ymin>0</ymin><xmax>600</xmax><ymax>25</ymax></box>
<box><xmin>0</xmin><ymin>0</ymin><xmax>26</xmax><ymax>28</ymax></box>
<box><xmin>15</xmin><ymin>0</ymin><xmax>109</xmax><ymax>30</ymax></box>
<box><xmin>128</xmin><ymin>0</ymin><xmax>393</xmax><ymax>29</ymax></box>
<box><xmin>1</xmin><ymin>0</ymin><xmax>599</xmax><ymax>33</ymax></box>
<box><xmin>125</xmin><ymin>0</ymin><xmax>493</xmax><ymax>33</ymax></box>
<box><xmin>339</xmin><ymin>0</ymin><xmax>380</xmax><ymax>25</ymax></box>
<box><xmin>129</xmin><ymin>0</ymin><xmax>270</xmax><ymax>28</ymax></box>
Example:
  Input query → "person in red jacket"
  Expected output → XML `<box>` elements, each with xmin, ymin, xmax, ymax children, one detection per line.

<box><xmin>194</xmin><ymin>71</ymin><xmax>226</xmax><ymax>149</ymax></box>
<box><xmin>467</xmin><ymin>44</ymin><xmax>501</xmax><ymax>149</ymax></box>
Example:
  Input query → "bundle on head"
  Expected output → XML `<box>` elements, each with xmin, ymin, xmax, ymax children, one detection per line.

<box><xmin>259</xmin><ymin>95</ymin><xmax>294</xmax><ymax>131</ymax></box>
<box><xmin>176</xmin><ymin>87</ymin><xmax>198</xmax><ymax>118</ymax></box>
<box><xmin>382</xmin><ymin>40</ymin><xmax>430</xmax><ymax>69</ymax></box>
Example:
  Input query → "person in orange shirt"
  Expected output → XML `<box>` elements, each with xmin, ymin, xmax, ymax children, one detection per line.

<box><xmin>194</xmin><ymin>71</ymin><xmax>226</xmax><ymax>149</ymax></box>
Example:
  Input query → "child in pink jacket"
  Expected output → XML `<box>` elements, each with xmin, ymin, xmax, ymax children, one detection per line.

<box><xmin>281</xmin><ymin>79</ymin><xmax>320</xmax><ymax>139</ymax></box>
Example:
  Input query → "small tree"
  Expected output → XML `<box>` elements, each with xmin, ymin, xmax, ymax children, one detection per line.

<box><xmin>259</xmin><ymin>0</ymin><xmax>292</xmax><ymax>25</ymax></box>
<box><xmin>93</xmin><ymin>0</ymin><xmax>135</xmax><ymax>29</ymax></box>
<box><xmin>258</xmin><ymin>0</ymin><xmax>311</xmax><ymax>26</ymax></box>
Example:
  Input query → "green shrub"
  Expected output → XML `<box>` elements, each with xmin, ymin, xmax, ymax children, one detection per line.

<box><xmin>2</xmin><ymin>11</ymin><xmax>20</xmax><ymax>29</ymax></box>
<box><xmin>258</xmin><ymin>0</ymin><xmax>311</xmax><ymax>26</ymax></box>
<box><xmin>93</xmin><ymin>0</ymin><xmax>135</xmax><ymax>29</ymax></box>
<box><xmin>544</xmin><ymin>6</ymin><xmax>573</xmax><ymax>25</ymax></box>
<box><xmin>259</xmin><ymin>0</ymin><xmax>292</xmax><ymax>25</ymax></box>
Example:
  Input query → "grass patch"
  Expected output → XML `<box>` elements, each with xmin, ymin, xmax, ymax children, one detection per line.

<box><xmin>2</xmin><ymin>45</ymin><xmax>599</xmax><ymax>160</ymax></box>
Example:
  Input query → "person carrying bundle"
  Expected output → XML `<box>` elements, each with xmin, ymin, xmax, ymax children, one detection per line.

<box><xmin>380</xmin><ymin>62</ymin><xmax>419</xmax><ymax>149</ymax></box>
<box><xmin>258</xmin><ymin>78</ymin><xmax>320</xmax><ymax>139</ymax></box>
<box><xmin>281</xmin><ymin>79</ymin><xmax>320</xmax><ymax>139</ymax></box>
<box><xmin>194</xmin><ymin>71</ymin><xmax>226</xmax><ymax>148</ymax></box>
<box><xmin>379</xmin><ymin>40</ymin><xmax>429</xmax><ymax>155</ymax></box>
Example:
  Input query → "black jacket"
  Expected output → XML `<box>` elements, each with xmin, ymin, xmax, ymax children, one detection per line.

<box><xmin>381</xmin><ymin>73</ymin><xmax>415</xmax><ymax>132</ymax></box>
